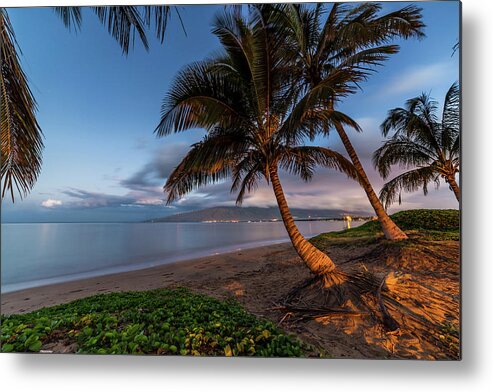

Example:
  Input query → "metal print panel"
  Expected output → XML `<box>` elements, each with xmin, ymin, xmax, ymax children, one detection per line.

<box><xmin>0</xmin><ymin>1</ymin><xmax>461</xmax><ymax>359</ymax></box>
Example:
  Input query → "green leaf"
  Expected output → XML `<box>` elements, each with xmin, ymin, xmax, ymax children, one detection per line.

<box><xmin>1</xmin><ymin>343</ymin><xmax>14</xmax><ymax>352</ymax></box>
<box><xmin>28</xmin><ymin>340</ymin><xmax>42</xmax><ymax>352</ymax></box>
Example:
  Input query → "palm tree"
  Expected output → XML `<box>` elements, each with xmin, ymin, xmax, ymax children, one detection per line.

<box><xmin>266</xmin><ymin>2</ymin><xmax>426</xmax><ymax>240</ymax></box>
<box><xmin>373</xmin><ymin>82</ymin><xmax>460</xmax><ymax>207</ymax></box>
<box><xmin>155</xmin><ymin>8</ymin><xmax>360</xmax><ymax>285</ymax></box>
<box><xmin>1</xmin><ymin>6</ymin><xmax>177</xmax><ymax>201</ymax></box>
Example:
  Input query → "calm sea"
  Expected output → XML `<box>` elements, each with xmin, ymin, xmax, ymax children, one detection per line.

<box><xmin>1</xmin><ymin>220</ymin><xmax>362</xmax><ymax>293</ymax></box>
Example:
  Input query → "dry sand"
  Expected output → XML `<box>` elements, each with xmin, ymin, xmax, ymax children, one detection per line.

<box><xmin>1</xmin><ymin>237</ymin><xmax>460</xmax><ymax>360</ymax></box>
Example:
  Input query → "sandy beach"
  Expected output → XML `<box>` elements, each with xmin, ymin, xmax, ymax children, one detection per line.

<box><xmin>1</xmin><ymin>242</ymin><xmax>299</xmax><ymax>315</ymax></box>
<box><xmin>1</xmin><ymin>235</ymin><xmax>460</xmax><ymax>359</ymax></box>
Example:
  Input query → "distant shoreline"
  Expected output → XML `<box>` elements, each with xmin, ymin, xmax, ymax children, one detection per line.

<box><xmin>148</xmin><ymin>216</ymin><xmax>373</xmax><ymax>223</ymax></box>
<box><xmin>1</xmin><ymin>217</ymin><xmax>374</xmax><ymax>224</ymax></box>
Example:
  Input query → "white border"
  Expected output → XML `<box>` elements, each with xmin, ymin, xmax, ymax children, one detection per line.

<box><xmin>2</xmin><ymin>1</ymin><xmax>492</xmax><ymax>391</ymax></box>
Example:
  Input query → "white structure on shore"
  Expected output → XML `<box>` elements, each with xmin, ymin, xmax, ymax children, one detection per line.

<box><xmin>343</xmin><ymin>214</ymin><xmax>353</xmax><ymax>229</ymax></box>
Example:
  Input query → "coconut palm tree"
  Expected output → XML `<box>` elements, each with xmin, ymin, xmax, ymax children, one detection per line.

<box><xmin>265</xmin><ymin>2</ymin><xmax>425</xmax><ymax>240</ymax></box>
<box><xmin>156</xmin><ymin>8</ymin><xmax>361</xmax><ymax>285</ymax></box>
<box><xmin>373</xmin><ymin>82</ymin><xmax>460</xmax><ymax>207</ymax></box>
<box><xmin>1</xmin><ymin>6</ymin><xmax>177</xmax><ymax>201</ymax></box>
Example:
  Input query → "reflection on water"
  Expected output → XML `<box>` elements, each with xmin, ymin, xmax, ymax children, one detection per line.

<box><xmin>1</xmin><ymin>220</ymin><xmax>363</xmax><ymax>292</ymax></box>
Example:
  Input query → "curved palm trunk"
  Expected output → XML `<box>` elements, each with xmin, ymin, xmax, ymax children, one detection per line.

<box><xmin>334</xmin><ymin>122</ymin><xmax>408</xmax><ymax>241</ymax></box>
<box><xmin>269</xmin><ymin>166</ymin><xmax>337</xmax><ymax>276</ymax></box>
<box><xmin>446</xmin><ymin>174</ymin><xmax>460</xmax><ymax>202</ymax></box>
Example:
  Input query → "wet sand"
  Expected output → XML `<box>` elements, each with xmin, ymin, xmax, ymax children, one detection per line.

<box><xmin>1</xmin><ymin>242</ymin><xmax>295</xmax><ymax>315</ymax></box>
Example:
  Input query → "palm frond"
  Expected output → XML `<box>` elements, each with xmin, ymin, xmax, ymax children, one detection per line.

<box><xmin>91</xmin><ymin>6</ymin><xmax>149</xmax><ymax>54</ymax></box>
<box><xmin>451</xmin><ymin>133</ymin><xmax>460</xmax><ymax>157</ymax></box>
<box><xmin>164</xmin><ymin>126</ymin><xmax>253</xmax><ymax>204</ymax></box>
<box><xmin>367</xmin><ymin>5</ymin><xmax>425</xmax><ymax>42</ymax></box>
<box><xmin>231</xmin><ymin>153</ymin><xmax>263</xmax><ymax>205</ymax></box>
<box><xmin>381</xmin><ymin>104</ymin><xmax>441</xmax><ymax>154</ymax></box>
<box><xmin>379</xmin><ymin>166</ymin><xmax>440</xmax><ymax>209</ymax></box>
<box><xmin>142</xmin><ymin>5</ymin><xmax>172</xmax><ymax>43</ymax></box>
<box><xmin>373</xmin><ymin>136</ymin><xmax>437</xmax><ymax>179</ymax></box>
<box><xmin>442</xmin><ymin>81</ymin><xmax>460</xmax><ymax>135</ymax></box>
<box><xmin>53</xmin><ymin>7</ymin><xmax>82</xmax><ymax>31</ymax></box>
<box><xmin>156</xmin><ymin>60</ymin><xmax>246</xmax><ymax>137</ymax></box>
<box><xmin>1</xmin><ymin>9</ymin><xmax>44</xmax><ymax>201</ymax></box>
<box><xmin>378</xmin><ymin>82</ymin><xmax>460</xmax><ymax>204</ymax></box>
<box><xmin>54</xmin><ymin>5</ymin><xmax>174</xmax><ymax>52</ymax></box>
<box><xmin>278</xmin><ymin>146</ymin><xmax>358</xmax><ymax>182</ymax></box>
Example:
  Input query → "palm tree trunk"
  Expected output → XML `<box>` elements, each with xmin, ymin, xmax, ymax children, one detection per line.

<box><xmin>446</xmin><ymin>174</ymin><xmax>460</xmax><ymax>202</ymax></box>
<box><xmin>333</xmin><ymin>122</ymin><xmax>408</xmax><ymax>240</ymax></box>
<box><xmin>269</xmin><ymin>165</ymin><xmax>337</xmax><ymax>276</ymax></box>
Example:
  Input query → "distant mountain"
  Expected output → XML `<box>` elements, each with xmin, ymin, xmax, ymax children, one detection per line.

<box><xmin>147</xmin><ymin>206</ymin><xmax>372</xmax><ymax>223</ymax></box>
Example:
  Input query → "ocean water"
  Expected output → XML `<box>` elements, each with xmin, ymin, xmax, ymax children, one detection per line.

<box><xmin>1</xmin><ymin>220</ymin><xmax>363</xmax><ymax>293</ymax></box>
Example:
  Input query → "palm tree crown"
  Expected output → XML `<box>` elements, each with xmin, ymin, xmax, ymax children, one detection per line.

<box><xmin>258</xmin><ymin>2</ymin><xmax>425</xmax><ymax>240</ymax></box>
<box><xmin>156</xmin><ymin>8</ymin><xmax>360</xmax><ymax>279</ymax></box>
<box><xmin>271</xmin><ymin>2</ymin><xmax>425</xmax><ymax>97</ymax></box>
<box><xmin>373</xmin><ymin>82</ymin><xmax>460</xmax><ymax>207</ymax></box>
<box><xmin>157</xmin><ymin>8</ymin><xmax>358</xmax><ymax>203</ymax></box>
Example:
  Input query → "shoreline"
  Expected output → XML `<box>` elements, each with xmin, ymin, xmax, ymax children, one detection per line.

<box><xmin>2</xmin><ymin>220</ymin><xmax>362</xmax><ymax>296</ymax></box>
<box><xmin>1</xmin><ymin>241</ymin><xmax>296</xmax><ymax>315</ymax></box>
<box><xmin>1</xmin><ymin>237</ymin><xmax>292</xmax><ymax>294</ymax></box>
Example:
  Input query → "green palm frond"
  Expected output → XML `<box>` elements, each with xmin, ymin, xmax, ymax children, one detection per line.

<box><xmin>451</xmin><ymin>133</ymin><xmax>460</xmax><ymax>157</ymax></box>
<box><xmin>381</xmin><ymin>103</ymin><xmax>442</xmax><ymax>154</ymax></box>
<box><xmin>278</xmin><ymin>146</ymin><xmax>358</xmax><ymax>182</ymax></box>
<box><xmin>156</xmin><ymin>61</ymin><xmax>247</xmax><ymax>136</ymax></box>
<box><xmin>164</xmin><ymin>138</ymin><xmax>235</xmax><ymax>204</ymax></box>
<box><xmin>268</xmin><ymin>1</ymin><xmax>426</xmax><ymax>128</ymax></box>
<box><xmin>54</xmin><ymin>6</ymin><xmax>176</xmax><ymax>54</ymax></box>
<box><xmin>379</xmin><ymin>166</ymin><xmax>441</xmax><ymax>209</ymax></box>
<box><xmin>317</xmin><ymin>4</ymin><xmax>423</xmax><ymax>74</ymax></box>
<box><xmin>1</xmin><ymin>9</ymin><xmax>44</xmax><ymax>201</ymax></box>
<box><xmin>364</xmin><ymin>4</ymin><xmax>425</xmax><ymax>42</ymax></box>
<box><xmin>377</xmin><ymin>82</ymin><xmax>460</xmax><ymax>206</ymax></box>
<box><xmin>373</xmin><ymin>136</ymin><xmax>437</xmax><ymax>179</ymax></box>
<box><xmin>442</xmin><ymin>81</ymin><xmax>460</xmax><ymax>137</ymax></box>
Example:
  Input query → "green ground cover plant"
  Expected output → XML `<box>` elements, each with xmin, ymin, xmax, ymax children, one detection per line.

<box><xmin>1</xmin><ymin>288</ymin><xmax>307</xmax><ymax>356</ymax></box>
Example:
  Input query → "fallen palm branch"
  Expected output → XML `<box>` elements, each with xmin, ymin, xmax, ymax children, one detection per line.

<box><xmin>376</xmin><ymin>274</ymin><xmax>400</xmax><ymax>331</ymax></box>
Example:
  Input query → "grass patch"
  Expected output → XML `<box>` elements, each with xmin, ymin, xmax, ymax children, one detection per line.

<box><xmin>312</xmin><ymin>209</ymin><xmax>459</xmax><ymax>244</ymax></box>
<box><xmin>387</xmin><ymin>209</ymin><xmax>459</xmax><ymax>232</ymax></box>
<box><xmin>1</xmin><ymin>288</ymin><xmax>307</xmax><ymax>356</ymax></box>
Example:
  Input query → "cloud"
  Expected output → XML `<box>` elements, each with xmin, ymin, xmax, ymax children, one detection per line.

<box><xmin>41</xmin><ymin>199</ymin><xmax>63</xmax><ymax>208</ymax></box>
<box><xmin>52</xmin><ymin>134</ymin><xmax>457</xmax><ymax>221</ymax></box>
<box><xmin>120</xmin><ymin>143</ymin><xmax>190</xmax><ymax>192</ymax></box>
<box><xmin>60</xmin><ymin>188</ymin><xmax>169</xmax><ymax>209</ymax></box>
<box><xmin>43</xmin><ymin>143</ymin><xmax>190</xmax><ymax>213</ymax></box>
<box><xmin>379</xmin><ymin>62</ymin><xmax>457</xmax><ymax>97</ymax></box>
<box><xmin>134</xmin><ymin>198</ymin><xmax>166</xmax><ymax>206</ymax></box>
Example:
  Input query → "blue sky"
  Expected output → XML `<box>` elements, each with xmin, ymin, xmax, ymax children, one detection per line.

<box><xmin>1</xmin><ymin>2</ymin><xmax>460</xmax><ymax>223</ymax></box>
